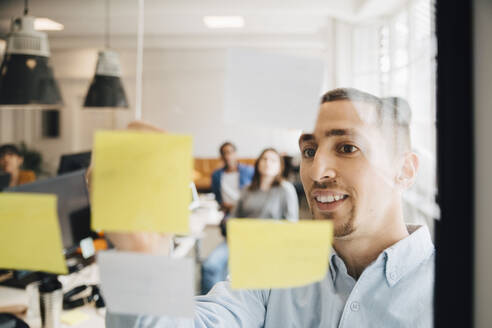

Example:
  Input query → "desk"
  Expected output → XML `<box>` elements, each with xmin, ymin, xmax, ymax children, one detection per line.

<box><xmin>0</xmin><ymin>264</ymin><xmax>105</xmax><ymax>328</ymax></box>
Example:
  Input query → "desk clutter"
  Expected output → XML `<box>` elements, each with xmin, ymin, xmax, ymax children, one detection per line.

<box><xmin>0</xmin><ymin>264</ymin><xmax>105</xmax><ymax>328</ymax></box>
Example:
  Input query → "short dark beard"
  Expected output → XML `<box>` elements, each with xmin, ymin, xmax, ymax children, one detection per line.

<box><xmin>334</xmin><ymin>215</ymin><xmax>356</xmax><ymax>237</ymax></box>
<box><xmin>311</xmin><ymin>206</ymin><xmax>356</xmax><ymax>238</ymax></box>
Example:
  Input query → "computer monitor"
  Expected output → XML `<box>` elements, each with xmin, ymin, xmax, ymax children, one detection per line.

<box><xmin>5</xmin><ymin>169</ymin><xmax>91</xmax><ymax>255</ymax></box>
<box><xmin>57</xmin><ymin>151</ymin><xmax>91</xmax><ymax>175</ymax></box>
<box><xmin>0</xmin><ymin>173</ymin><xmax>10</xmax><ymax>191</ymax></box>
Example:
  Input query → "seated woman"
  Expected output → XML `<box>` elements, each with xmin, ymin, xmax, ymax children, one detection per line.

<box><xmin>201</xmin><ymin>148</ymin><xmax>299</xmax><ymax>294</ymax></box>
<box><xmin>0</xmin><ymin>144</ymin><xmax>36</xmax><ymax>187</ymax></box>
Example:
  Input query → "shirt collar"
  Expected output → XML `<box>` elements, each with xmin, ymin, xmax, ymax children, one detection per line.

<box><xmin>329</xmin><ymin>248</ymin><xmax>344</xmax><ymax>282</ymax></box>
<box><xmin>382</xmin><ymin>224</ymin><xmax>435</xmax><ymax>286</ymax></box>
<box><xmin>328</xmin><ymin>225</ymin><xmax>435</xmax><ymax>286</ymax></box>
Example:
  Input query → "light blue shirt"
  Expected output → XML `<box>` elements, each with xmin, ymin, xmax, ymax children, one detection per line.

<box><xmin>106</xmin><ymin>225</ymin><xmax>434</xmax><ymax>328</ymax></box>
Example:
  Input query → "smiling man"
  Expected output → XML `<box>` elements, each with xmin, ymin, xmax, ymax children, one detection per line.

<box><xmin>107</xmin><ymin>88</ymin><xmax>434</xmax><ymax>328</ymax></box>
<box><xmin>298</xmin><ymin>90</ymin><xmax>423</xmax><ymax>281</ymax></box>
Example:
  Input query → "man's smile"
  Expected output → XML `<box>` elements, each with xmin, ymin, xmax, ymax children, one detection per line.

<box><xmin>311</xmin><ymin>190</ymin><xmax>349</xmax><ymax>212</ymax></box>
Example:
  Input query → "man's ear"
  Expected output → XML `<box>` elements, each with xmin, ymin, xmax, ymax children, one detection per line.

<box><xmin>396</xmin><ymin>152</ymin><xmax>419</xmax><ymax>189</ymax></box>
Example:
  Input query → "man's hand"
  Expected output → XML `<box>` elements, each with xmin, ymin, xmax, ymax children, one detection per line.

<box><xmin>106</xmin><ymin>232</ymin><xmax>173</xmax><ymax>255</ymax></box>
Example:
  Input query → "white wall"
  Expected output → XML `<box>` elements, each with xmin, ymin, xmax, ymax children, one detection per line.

<box><xmin>139</xmin><ymin>48</ymin><xmax>318</xmax><ymax>158</ymax></box>
<box><xmin>474</xmin><ymin>0</ymin><xmax>492</xmax><ymax>326</ymax></box>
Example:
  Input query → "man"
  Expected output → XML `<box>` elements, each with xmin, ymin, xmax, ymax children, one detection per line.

<box><xmin>107</xmin><ymin>88</ymin><xmax>434</xmax><ymax>327</ymax></box>
<box><xmin>0</xmin><ymin>144</ymin><xmax>35</xmax><ymax>187</ymax></box>
<box><xmin>202</xmin><ymin>142</ymin><xmax>254</xmax><ymax>293</ymax></box>
<box><xmin>211</xmin><ymin>142</ymin><xmax>254</xmax><ymax>214</ymax></box>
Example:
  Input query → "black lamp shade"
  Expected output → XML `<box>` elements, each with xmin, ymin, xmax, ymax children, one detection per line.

<box><xmin>0</xmin><ymin>54</ymin><xmax>63</xmax><ymax>109</ymax></box>
<box><xmin>83</xmin><ymin>50</ymin><xmax>129</xmax><ymax>109</ymax></box>
<box><xmin>83</xmin><ymin>75</ymin><xmax>128</xmax><ymax>108</ymax></box>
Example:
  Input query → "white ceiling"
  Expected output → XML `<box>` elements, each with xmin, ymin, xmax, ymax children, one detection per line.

<box><xmin>0</xmin><ymin>0</ymin><xmax>406</xmax><ymax>48</ymax></box>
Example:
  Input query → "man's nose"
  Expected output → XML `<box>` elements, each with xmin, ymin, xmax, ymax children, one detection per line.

<box><xmin>309</xmin><ymin>150</ymin><xmax>337</xmax><ymax>182</ymax></box>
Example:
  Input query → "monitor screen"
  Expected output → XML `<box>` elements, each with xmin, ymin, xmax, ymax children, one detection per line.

<box><xmin>58</xmin><ymin>151</ymin><xmax>91</xmax><ymax>175</ymax></box>
<box><xmin>5</xmin><ymin>169</ymin><xmax>91</xmax><ymax>254</ymax></box>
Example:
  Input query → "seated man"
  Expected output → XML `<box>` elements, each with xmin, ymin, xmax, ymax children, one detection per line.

<box><xmin>106</xmin><ymin>88</ymin><xmax>434</xmax><ymax>327</ymax></box>
<box><xmin>202</xmin><ymin>142</ymin><xmax>254</xmax><ymax>293</ymax></box>
<box><xmin>212</xmin><ymin>142</ymin><xmax>254</xmax><ymax>214</ymax></box>
<box><xmin>0</xmin><ymin>144</ymin><xmax>35</xmax><ymax>187</ymax></box>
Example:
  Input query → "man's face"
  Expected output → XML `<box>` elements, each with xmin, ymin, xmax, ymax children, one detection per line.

<box><xmin>221</xmin><ymin>145</ymin><xmax>237</xmax><ymax>167</ymax></box>
<box><xmin>0</xmin><ymin>153</ymin><xmax>23</xmax><ymax>174</ymax></box>
<box><xmin>299</xmin><ymin>100</ymin><xmax>400</xmax><ymax>239</ymax></box>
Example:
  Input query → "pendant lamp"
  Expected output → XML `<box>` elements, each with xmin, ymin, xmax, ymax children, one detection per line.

<box><xmin>0</xmin><ymin>3</ymin><xmax>63</xmax><ymax>110</ymax></box>
<box><xmin>84</xmin><ymin>0</ymin><xmax>128</xmax><ymax>109</ymax></box>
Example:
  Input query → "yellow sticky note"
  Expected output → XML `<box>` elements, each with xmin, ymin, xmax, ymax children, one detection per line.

<box><xmin>227</xmin><ymin>219</ymin><xmax>333</xmax><ymax>289</ymax></box>
<box><xmin>91</xmin><ymin>131</ymin><xmax>192</xmax><ymax>234</ymax></box>
<box><xmin>0</xmin><ymin>193</ymin><xmax>67</xmax><ymax>274</ymax></box>
<box><xmin>61</xmin><ymin>310</ymin><xmax>90</xmax><ymax>326</ymax></box>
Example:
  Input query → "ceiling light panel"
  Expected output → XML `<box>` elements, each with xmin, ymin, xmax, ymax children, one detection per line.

<box><xmin>34</xmin><ymin>18</ymin><xmax>64</xmax><ymax>31</ymax></box>
<box><xmin>203</xmin><ymin>16</ymin><xmax>245</xmax><ymax>29</ymax></box>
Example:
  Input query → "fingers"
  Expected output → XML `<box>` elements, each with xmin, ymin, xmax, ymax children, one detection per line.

<box><xmin>106</xmin><ymin>232</ymin><xmax>173</xmax><ymax>255</ymax></box>
<box><xmin>127</xmin><ymin>121</ymin><xmax>165</xmax><ymax>133</ymax></box>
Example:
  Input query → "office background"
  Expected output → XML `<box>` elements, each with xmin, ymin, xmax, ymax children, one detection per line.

<box><xmin>0</xmin><ymin>0</ymin><xmax>438</xmax><ymax>239</ymax></box>
<box><xmin>0</xmin><ymin>0</ymin><xmax>435</xmax><ymax>170</ymax></box>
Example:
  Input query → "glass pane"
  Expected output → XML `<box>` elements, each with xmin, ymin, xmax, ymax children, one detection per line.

<box><xmin>0</xmin><ymin>0</ymin><xmax>437</xmax><ymax>327</ymax></box>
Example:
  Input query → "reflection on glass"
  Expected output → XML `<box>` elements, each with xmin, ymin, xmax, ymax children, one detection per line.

<box><xmin>353</xmin><ymin>0</ymin><xmax>438</xmax><ymax>235</ymax></box>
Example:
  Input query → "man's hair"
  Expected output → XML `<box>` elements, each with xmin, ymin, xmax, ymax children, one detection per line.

<box><xmin>219</xmin><ymin>142</ymin><xmax>236</xmax><ymax>156</ymax></box>
<box><xmin>321</xmin><ymin>87</ymin><xmax>381</xmax><ymax>105</ymax></box>
<box><xmin>320</xmin><ymin>88</ymin><xmax>412</xmax><ymax>155</ymax></box>
<box><xmin>381</xmin><ymin>96</ymin><xmax>411</xmax><ymax>153</ymax></box>
<box><xmin>248</xmin><ymin>148</ymin><xmax>284</xmax><ymax>191</ymax></box>
<box><xmin>0</xmin><ymin>144</ymin><xmax>21</xmax><ymax>158</ymax></box>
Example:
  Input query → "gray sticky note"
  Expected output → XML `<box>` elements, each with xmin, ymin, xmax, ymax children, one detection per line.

<box><xmin>98</xmin><ymin>250</ymin><xmax>194</xmax><ymax>318</ymax></box>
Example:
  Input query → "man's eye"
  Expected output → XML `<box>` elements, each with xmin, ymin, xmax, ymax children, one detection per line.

<box><xmin>338</xmin><ymin>144</ymin><xmax>359</xmax><ymax>154</ymax></box>
<box><xmin>302</xmin><ymin>148</ymin><xmax>316</xmax><ymax>158</ymax></box>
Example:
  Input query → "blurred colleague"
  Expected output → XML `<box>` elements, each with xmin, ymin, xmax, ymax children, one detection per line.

<box><xmin>201</xmin><ymin>148</ymin><xmax>299</xmax><ymax>294</ymax></box>
<box><xmin>106</xmin><ymin>88</ymin><xmax>434</xmax><ymax>328</ymax></box>
<box><xmin>211</xmin><ymin>142</ymin><xmax>254</xmax><ymax>214</ymax></box>
<box><xmin>233</xmin><ymin>148</ymin><xmax>298</xmax><ymax>220</ymax></box>
<box><xmin>0</xmin><ymin>144</ymin><xmax>35</xmax><ymax>187</ymax></box>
